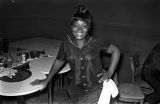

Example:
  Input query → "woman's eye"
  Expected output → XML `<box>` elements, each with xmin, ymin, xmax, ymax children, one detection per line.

<box><xmin>82</xmin><ymin>28</ymin><xmax>87</xmax><ymax>31</ymax></box>
<box><xmin>72</xmin><ymin>27</ymin><xmax>78</xmax><ymax>31</ymax></box>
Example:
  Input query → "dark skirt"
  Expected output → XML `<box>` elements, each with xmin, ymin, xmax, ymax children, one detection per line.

<box><xmin>65</xmin><ymin>84</ymin><xmax>102</xmax><ymax>104</ymax></box>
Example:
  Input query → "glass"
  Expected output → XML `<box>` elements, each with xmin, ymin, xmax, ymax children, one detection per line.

<box><xmin>10</xmin><ymin>52</ymin><xmax>18</xmax><ymax>67</ymax></box>
<box><xmin>2</xmin><ymin>53</ymin><xmax>13</xmax><ymax>68</ymax></box>
<box><xmin>0</xmin><ymin>54</ymin><xmax>5</xmax><ymax>70</ymax></box>
<box><xmin>23</xmin><ymin>52</ymin><xmax>29</xmax><ymax>60</ymax></box>
<box><xmin>7</xmin><ymin>56</ymin><xmax>12</xmax><ymax>67</ymax></box>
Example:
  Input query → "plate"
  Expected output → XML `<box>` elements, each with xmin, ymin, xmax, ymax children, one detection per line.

<box><xmin>0</xmin><ymin>69</ymin><xmax>32</xmax><ymax>82</ymax></box>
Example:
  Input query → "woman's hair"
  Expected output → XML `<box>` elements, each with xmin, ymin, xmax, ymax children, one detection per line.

<box><xmin>153</xmin><ymin>43</ymin><xmax>160</xmax><ymax>52</ymax></box>
<box><xmin>70</xmin><ymin>5</ymin><xmax>94</xmax><ymax>37</ymax></box>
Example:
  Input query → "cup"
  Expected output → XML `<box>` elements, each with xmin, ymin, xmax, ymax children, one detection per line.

<box><xmin>30</xmin><ymin>50</ymin><xmax>40</xmax><ymax>58</ymax></box>
<box><xmin>23</xmin><ymin>52</ymin><xmax>29</xmax><ymax>60</ymax></box>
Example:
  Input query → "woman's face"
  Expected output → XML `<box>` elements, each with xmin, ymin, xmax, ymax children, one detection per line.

<box><xmin>72</xmin><ymin>20</ymin><xmax>88</xmax><ymax>40</ymax></box>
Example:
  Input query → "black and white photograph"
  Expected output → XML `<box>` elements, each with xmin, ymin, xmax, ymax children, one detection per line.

<box><xmin>0</xmin><ymin>0</ymin><xmax>160</xmax><ymax>104</ymax></box>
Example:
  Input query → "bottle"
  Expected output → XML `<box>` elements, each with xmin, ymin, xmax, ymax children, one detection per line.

<box><xmin>16</xmin><ymin>48</ymin><xmax>22</xmax><ymax>63</ymax></box>
<box><xmin>16</xmin><ymin>48</ymin><xmax>21</xmax><ymax>56</ymax></box>
<box><xmin>0</xmin><ymin>58</ymin><xmax>4</xmax><ymax>70</ymax></box>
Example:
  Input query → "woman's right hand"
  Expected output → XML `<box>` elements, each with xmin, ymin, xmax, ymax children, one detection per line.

<box><xmin>30</xmin><ymin>79</ymin><xmax>48</xmax><ymax>90</ymax></box>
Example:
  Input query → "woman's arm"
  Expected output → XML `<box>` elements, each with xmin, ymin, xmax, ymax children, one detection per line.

<box><xmin>45</xmin><ymin>59</ymin><xmax>66</xmax><ymax>83</ymax></box>
<box><xmin>31</xmin><ymin>59</ymin><xmax>65</xmax><ymax>86</ymax></box>
<box><xmin>106</xmin><ymin>44</ymin><xmax>121</xmax><ymax>76</ymax></box>
<box><xmin>99</xmin><ymin>44</ymin><xmax>121</xmax><ymax>83</ymax></box>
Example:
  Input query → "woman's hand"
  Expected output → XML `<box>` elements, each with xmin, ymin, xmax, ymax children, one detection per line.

<box><xmin>98</xmin><ymin>71</ymin><xmax>112</xmax><ymax>83</ymax></box>
<box><xmin>0</xmin><ymin>68</ymin><xmax>17</xmax><ymax>78</ymax></box>
<box><xmin>30</xmin><ymin>79</ymin><xmax>48</xmax><ymax>91</ymax></box>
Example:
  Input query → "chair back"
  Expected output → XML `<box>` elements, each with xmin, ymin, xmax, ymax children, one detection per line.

<box><xmin>129</xmin><ymin>56</ymin><xmax>135</xmax><ymax>84</ymax></box>
<box><xmin>129</xmin><ymin>53</ymin><xmax>140</xmax><ymax>84</ymax></box>
<box><xmin>130</xmin><ymin>53</ymin><xmax>154</xmax><ymax>94</ymax></box>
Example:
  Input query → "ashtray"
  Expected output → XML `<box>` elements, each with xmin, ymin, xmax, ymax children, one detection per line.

<box><xmin>0</xmin><ymin>69</ymin><xmax>32</xmax><ymax>82</ymax></box>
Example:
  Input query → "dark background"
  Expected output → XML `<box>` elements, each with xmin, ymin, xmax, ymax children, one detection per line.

<box><xmin>0</xmin><ymin>0</ymin><xmax>160</xmax><ymax>83</ymax></box>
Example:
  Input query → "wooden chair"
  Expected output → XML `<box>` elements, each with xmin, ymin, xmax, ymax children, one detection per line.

<box><xmin>118</xmin><ymin>55</ymin><xmax>145</xmax><ymax>104</ymax></box>
<box><xmin>132</xmin><ymin>54</ymin><xmax>154</xmax><ymax>95</ymax></box>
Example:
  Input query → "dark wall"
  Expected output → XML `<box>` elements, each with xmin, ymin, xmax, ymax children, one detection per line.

<box><xmin>0</xmin><ymin>0</ymin><xmax>159</xmax><ymax>40</ymax></box>
<box><xmin>0</xmin><ymin>0</ymin><xmax>75</xmax><ymax>40</ymax></box>
<box><xmin>0</xmin><ymin>0</ymin><xmax>160</xmax><ymax>83</ymax></box>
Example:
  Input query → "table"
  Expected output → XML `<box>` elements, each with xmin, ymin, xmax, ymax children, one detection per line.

<box><xmin>0</xmin><ymin>37</ymin><xmax>71</xmax><ymax>104</ymax></box>
<box><xmin>0</xmin><ymin>56</ymin><xmax>70</xmax><ymax>104</ymax></box>
<box><xmin>0</xmin><ymin>59</ymin><xmax>46</xmax><ymax>104</ymax></box>
<box><xmin>29</xmin><ymin>57</ymin><xmax>71</xmax><ymax>104</ymax></box>
<box><xmin>0</xmin><ymin>60</ymin><xmax>47</xmax><ymax>96</ymax></box>
<box><xmin>30</xmin><ymin>57</ymin><xmax>70</xmax><ymax>104</ymax></box>
<box><xmin>30</xmin><ymin>56</ymin><xmax>71</xmax><ymax>88</ymax></box>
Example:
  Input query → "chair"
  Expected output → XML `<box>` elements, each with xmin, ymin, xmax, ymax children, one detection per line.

<box><xmin>131</xmin><ymin>54</ymin><xmax>154</xmax><ymax>95</ymax></box>
<box><xmin>118</xmin><ymin>55</ymin><xmax>145</xmax><ymax>104</ymax></box>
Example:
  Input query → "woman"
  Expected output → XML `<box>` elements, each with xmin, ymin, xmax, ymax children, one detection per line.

<box><xmin>31</xmin><ymin>5</ymin><xmax>120</xmax><ymax>104</ymax></box>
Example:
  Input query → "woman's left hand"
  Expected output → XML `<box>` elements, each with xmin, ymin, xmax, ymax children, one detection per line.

<box><xmin>98</xmin><ymin>71</ymin><xmax>112</xmax><ymax>83</ymax></box>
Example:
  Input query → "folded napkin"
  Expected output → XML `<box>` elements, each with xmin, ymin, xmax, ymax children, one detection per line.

<box><xmin>98</xmin><ymin>79</ymin><xmax>119</xmax><ymax>104</ymax></box>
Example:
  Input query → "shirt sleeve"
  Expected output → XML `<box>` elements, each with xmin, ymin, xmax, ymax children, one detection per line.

<box><xmin>56</xmin><ymin>41</ymin><xmax>67</xmax><ymax>61</ymax></box>
<box><xmin>99</xmin><ymin>38</ymin><xmax>110</xmax><ymax>52</ymax></box>
<box><xmin>152</xmin><ymin>49</ymin><xmax>160</xmax><ymax>70</ymax></box>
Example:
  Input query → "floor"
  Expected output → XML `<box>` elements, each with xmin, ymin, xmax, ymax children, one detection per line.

<box><xmin>1</xmin><ymin>74</ymin><xmax>140</xmax><ymax>104</ymax></box>
<box><xmin>2</xmin><ymin>87</ymin><xmax>68</xmax><ymax>104</ymax></box>
<box><xmin>1</xmin><ymin>74</ymin><xmax>69</xmax><ymax>104</ymax></box>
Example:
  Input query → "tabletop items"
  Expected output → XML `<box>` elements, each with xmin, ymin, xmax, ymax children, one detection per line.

<box><xmin>0</xmin><ymin>49</ymin><xmax>23</xmax><ymax>69</ymax></box>
<box><xmin>0</xmin><ymin>48</ymin><xmax>46</xmax><ymax>70</ymax></box>
<box><xmin>29</xmin><ymin>50</ymin><xmax>45</xmax><ymax>58</ymax></box>
<box><xmin>0</xmin><ymin>68</ymin><xmax>31</xmax><ymax>82</ymax></box>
